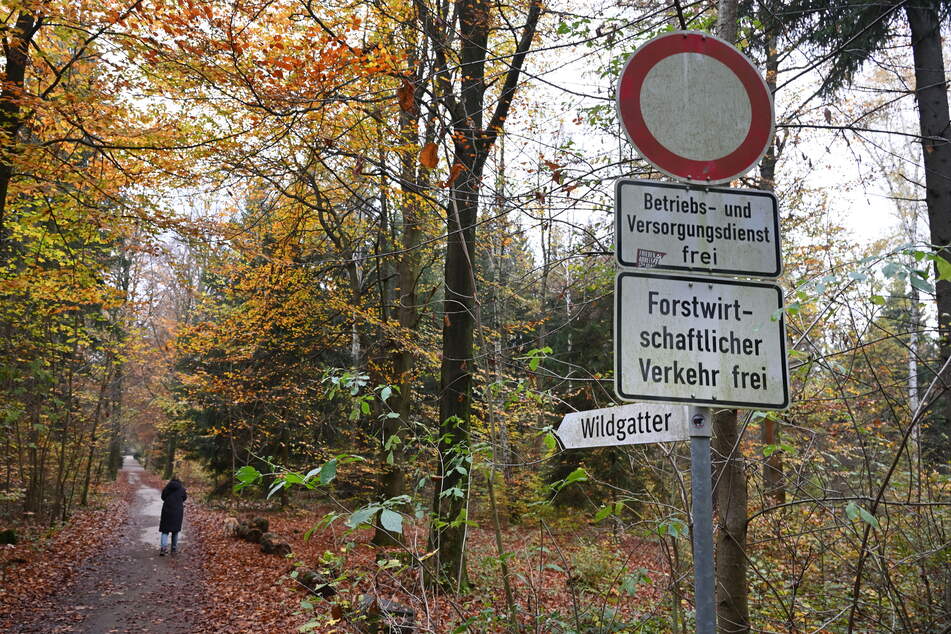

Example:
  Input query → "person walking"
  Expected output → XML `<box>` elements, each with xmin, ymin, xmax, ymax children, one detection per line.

<box><xmin>159</xmin><ymin>476</ymin><xmax>187</xmax><ymax>556</ymax></box>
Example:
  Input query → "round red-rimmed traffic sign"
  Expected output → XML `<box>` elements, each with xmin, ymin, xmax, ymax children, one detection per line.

<box><xmin>616</xmin><ymin>31</ymin><xmax>774</xmax><ymax>185</ymax></box>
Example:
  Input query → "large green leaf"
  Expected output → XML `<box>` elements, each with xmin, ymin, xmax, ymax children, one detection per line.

<box><xmin>346</xmin><ymin>505</ymin><xmax>379</xmax><ymax>529</ymax></box>
<box><xmin>235</xmin><ymin>465</ymin><xmax>260</xmax><ymax>483</ymax></box>
<box><xmin>318</xmin><ymin>459</ymin><xmax>337</xmax><ymax>485</ymax></box>
<box><xmin>379</xmin><ymin>509</ymin><xmax>403</xmax><ymax>534</ymax></box>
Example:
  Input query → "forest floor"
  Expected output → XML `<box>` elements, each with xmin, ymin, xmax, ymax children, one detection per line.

<box><xmin>4</xmin><ymin>457</ymin><xmax>205</xmax><ymax>632</ymax></box>
<box><xmin>0</xmin><ymin>461</ymin><xmax>670</xmax><ymax>632</ymax></box>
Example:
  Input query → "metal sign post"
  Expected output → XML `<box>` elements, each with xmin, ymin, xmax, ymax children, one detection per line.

<box><xmin>610</xmin><ymin>29</ymin><xmax>784</xmax><ymax>632</ymax></box>
<box><xmin>688</xmin><ymin>406</ymin><xmax>716</xmax><ymax>633</ymax></box>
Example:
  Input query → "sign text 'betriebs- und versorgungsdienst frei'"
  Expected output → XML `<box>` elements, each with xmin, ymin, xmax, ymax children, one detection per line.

<box><xmin>615</xmin><ymin>179</ymin><xmax>781</xmax><ymax>278</ymax></box>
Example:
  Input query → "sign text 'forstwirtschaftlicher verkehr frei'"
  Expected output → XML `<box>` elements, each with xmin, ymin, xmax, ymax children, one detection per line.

<box><xmin>615</xmin><ymin>179</ymin><xmax>781</xmax><ymax>279</ymax></box>
<box><xmin>614</xmin><ymin>271</ymin><xmax>789</xmax><ymax>410</ymax></box>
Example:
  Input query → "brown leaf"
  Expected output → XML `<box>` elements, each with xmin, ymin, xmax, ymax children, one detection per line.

<box><xmin>443</xmin><ymin>163</ymin><xmax>465</xmax><ymax>188</ymax></box>
<box><xmin>823</xmin><ymin>108</ymin><xmax>832</xmax><ymax>123</ymax></box>
<box><xmin>419</xmin><ymin>142</ymin><xmax>438</xmax><ymax>169</ymax></box>
<box><xmin>397</xmin><ymin>78</ymin><xmax>415</xmax><ymax>113</ymax></box>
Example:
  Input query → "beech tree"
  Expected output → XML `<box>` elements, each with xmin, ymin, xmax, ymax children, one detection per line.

<box><xmin>418</xmin><ymin>0</ymin><xmax>543</xmax><ymax>591</ymax></box>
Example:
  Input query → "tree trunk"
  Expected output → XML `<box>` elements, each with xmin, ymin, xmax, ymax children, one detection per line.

<box><xmin>0</xmin><ymin>11</ymin><xmax>40</xmax><ymax>261</ymax></box>
<box><xmin>758</xmin><ymin>35</ymin><xmax>785</xmax><ymax>506</ymax></box>
<box><xmin>425</xmin><ymin>0</ymin><xmax>542</xmax><ymax>590</ymax></box>
<box><xmin>163</xmin><ymin>430</ymin><xmax>177</xmax><ymax>480</ymax></box>
<box><xmin>906</xmin><ymin>4</ymin><xmax>951</xmax><ymax>456</ymax></box>
<box><xmin>107</xmin><ymin>364</ymin><xmax>123</xmax><ymax>480</ymax></box>
<box><xmin>372</xmin><ymin>60</ymin><xmax>427</xmax><ymax>546</ymax></box>
<box><xmin>428</xmin><ymin>148</ymin><xmax>480</xmax><ymax>590</ymax></box>
<box><xmin>82</xmin><ymin>373</ymin><xmax>111</xmax><ymax>506</ymax></box>
<box><xmin>106</xmin><ymin>249</ymin><xmax>132</xmax><ymax>481</ymax></box>
<box><xmin>713</xmin><ymin>409</ymin><xmax>750</xmax><ymax>633</ymax></box>
<box><xmin>714</xmin><ymin>3</ymin><xmax>750</xmax><ymax>632</ymax></box>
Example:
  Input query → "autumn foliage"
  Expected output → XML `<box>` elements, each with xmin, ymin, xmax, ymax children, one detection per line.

<box><xmin>0</xmin><ymin>0</ymin><xmax>949</xmax><ymax>632</ymax></box>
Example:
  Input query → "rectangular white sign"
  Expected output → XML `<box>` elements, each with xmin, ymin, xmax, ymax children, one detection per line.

<box><xmin>556</xmin><ymin>403</ymin><xmax>688</xmax><ymax>449</ymax></box>
<box><xmin>615</xmin><ymin>271</ymin><xmax>789</xmax><ymax>409</ymax></box>
<box><xmin>615</xmin><ymin>179</ymin><xmax>781</xmax><ymax>278</ymax></box>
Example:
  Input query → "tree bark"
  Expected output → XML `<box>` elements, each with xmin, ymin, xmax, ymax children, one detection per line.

<box><xmin>906</xmin><ymin>4</ymin><xmax>951</xmax><ymax>454</ymax></box>
<box><xmin>712</xmin><ymin>409</ymin><xmax>750</xmax><ymax>633</ymax></box>
<box><xmin>163</xmin><ymin>430</ymin><xmax>177</xmax><ymax>480</ymax></box>
<box><xmin>758</xmin><ymin>34</ymin><xmax>785</xmax><ymax>506</ymax></box>
<box><xmin>425</xmin><ymin>0</ymin><xmax>542</xmax><ymax>591</ymax></box>
<box><xmin>714</xmin><ymin>2</ymin><xmax>750</xmax><ymax>632</ymax></box>
<box><xmin>428</xmin><ymin>141</ymin><xmax>481</xmax><ymax>591</ymax></box>
<box><xmin>0</xmin><ymin>11</ymin><xmax>40</xmax><ymax>261</ymax></box>
<box><xmin>372</xmin><ymin>66</ymin><xmax>428</xmax><ymax>545</ymax></box>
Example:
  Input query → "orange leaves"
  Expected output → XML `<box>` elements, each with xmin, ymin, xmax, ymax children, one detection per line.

<box><xmin>419</xmin><ymin>143</ymin><xmax>438</xmax><ymax>169</ymax></box>
<box><xmin>542</xmin><ymin>159</ymin><xmax>563</xmax><ymax>184</ymax></box>
<box><xmin>397</xmin><ymin>78</ymin><xmax>415</xmax><ymax>113</ymax></box>
<box><xmin>444</xmin><ymin>163</ymin><xmax>465</xmax><ymax>188</ymax></box>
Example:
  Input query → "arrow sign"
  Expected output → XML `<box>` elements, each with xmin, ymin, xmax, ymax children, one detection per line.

<box><xmin>556</xmin><ymin>403</ymin><xmax>688</xmax><ymax>450</ymax></box>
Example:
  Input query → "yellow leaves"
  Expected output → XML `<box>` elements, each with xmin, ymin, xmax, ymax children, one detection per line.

<box><xmin>419</xmin><ymin>142</ymin><xmax>438</xmax><ymax>169</ymax></box>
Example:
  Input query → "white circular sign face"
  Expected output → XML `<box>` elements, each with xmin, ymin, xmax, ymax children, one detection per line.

<box><xmin>616</xmin><ymin>32</ymin><xmax>775</xmax><ymax>184</ymax></box>
<box><xmin>640</xmin><ymin>53</ymin><xmax>752</xmax><ymax>161</ymax></box>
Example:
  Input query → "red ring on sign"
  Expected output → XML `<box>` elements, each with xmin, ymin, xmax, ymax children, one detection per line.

<box><xmin>617</xmin><ymin>32</ymin><xmax>774</xmax><ymax>184</ymax></box>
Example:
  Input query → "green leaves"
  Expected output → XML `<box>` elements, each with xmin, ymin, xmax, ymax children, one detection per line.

<box><xmin>592</xmin><ymin>501</ymin><xmax>624</xmax><ymax>523</ymax></box>
<box><xmin>763</xmin><ymin>443</ymin><xmax>796</xmax><ymax>457</ymax></box>
<box><xmin>657</xmin><ymin>517</ymin><xmax>687</xmax><ymax>539</ymax></box>
<box><xmin>234</xmin><ymin>454</ymin><xmax>356</xmax><ymax>495</ymax></box>
<box><xmin>344</xmin><ymin>496</ymin><xmax>404</xmax><ymax>534</ymax></box>
<box><xmin>233</xmin><ymin>465</ymin><xmax>261</xmax><ymax>493</ymax></box>
<box><xmin>521</xmin><ymin>346</ymin><xmax>553</xmax><ymax>372</ymax></box>
<box><xmin>317</xmin><ymin>459</ymin><xmax>337</xmax><ymax>485</ymax></box>
<box><xmin>845</xmin><ymin>501</ymin><xmax>879</xmax><ymax>529</ymax></box>
<box><xmin>935</xmin><ymin>255</ymin><xmax>951</xmax><ymax>281</ymax></box>
<box><xmin>346</xmin><ymin>505</ymin><xmax>378</xmax><ymax>529</ymax></box>
<box><xmin>565</xmin><ymin>467</ymin><xmax>587</xmax><ymax>485</ymax></box>
<box><xmin>379</xmin><ymin>508</ymin><xmax>403</xmax><ymax>533</ymax></box>
<box><xmin>620</xmin><ymin>569</ymin><xmax>651</xmax><ymax>595</ymax></box>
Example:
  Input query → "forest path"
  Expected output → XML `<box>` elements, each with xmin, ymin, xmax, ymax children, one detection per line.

<box><xmin>15</xmin><ymin>457</ymin><xmax>204</xmax><ymax>633</ymax></box>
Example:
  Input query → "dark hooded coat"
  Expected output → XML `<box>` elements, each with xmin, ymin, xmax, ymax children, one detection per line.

<box><xmin>159</xmin><ymin>478</ymin><xmax>187</xmax><ymax>533</ymax></box>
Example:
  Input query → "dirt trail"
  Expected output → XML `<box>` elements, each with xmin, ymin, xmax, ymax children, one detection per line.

<box><xmin>15</xmin><ymin>457</ymin><xmax>204</xmax><ymax>633</ymax></box>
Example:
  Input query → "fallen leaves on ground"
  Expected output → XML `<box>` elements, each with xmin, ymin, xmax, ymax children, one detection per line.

<box><xmin>1</xmin><ymin>474</ymin><xmax>672</xmax><ymax>633</ymax></box>
<box><xmin>0</xmin><ymin>476</ymin><xmax>134</xmax><ymax>630</ymax></box>
<box><xmin>191</xmin><ymin>500</ymin><xmax>670</xmax><ymax>633</ymax></box>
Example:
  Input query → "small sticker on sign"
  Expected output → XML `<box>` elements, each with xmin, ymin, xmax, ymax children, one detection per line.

<box><xmin>636</xmin><ymin>248</ymin><xmax>666</xmax><ymax>267</ymax></box>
